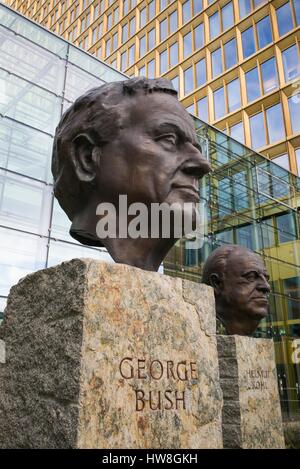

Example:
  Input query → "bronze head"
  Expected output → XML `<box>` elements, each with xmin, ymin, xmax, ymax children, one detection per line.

<box><xmin>202</xmin><ymin>244</ymin><xmax>271</xmax><ymax>336</ymax></box>
<box><xmin>52</xmin><ymin>77</ymin><xmax>211</xmax><ymax>271</ymax></box>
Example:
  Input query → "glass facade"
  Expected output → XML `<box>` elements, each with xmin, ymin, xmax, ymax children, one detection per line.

<box><xmin>0</xmin><ymin>3</ymin><xmax>124</xmax><ymax>318</ymax></box>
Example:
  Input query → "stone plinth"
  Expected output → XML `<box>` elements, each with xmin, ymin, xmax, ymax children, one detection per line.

<box><xmin>217</xmin><ymin>335</ymin><xmax>285</xmax><ymax>449</ymax></box>
<box><xmin>0</xmin><ymin>259</ymin><xmax>223</xmax><ymax>449</ymax></box>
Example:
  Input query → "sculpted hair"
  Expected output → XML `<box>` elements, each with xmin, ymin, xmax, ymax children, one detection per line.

<box><xmin>52</xmin><ymin>77</ymin><xmax>177</xmax><ymax>220</ymax></box>
<box><xmin>202</xmin><ymin>244</ymin><xmax>255</xmax><ymax>285</ymax></box>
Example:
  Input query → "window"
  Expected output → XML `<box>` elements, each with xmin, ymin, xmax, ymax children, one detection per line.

<box><xmin>230</xmin><ymin>122</ymin><xmax>245</xmax><ymax>143</ymax></box>
<box><xmin>266</xmin><ymin>103</ymin><xmax>285</xmax><ymax>143</ymax></box>
<box><xmin>121</xmin><ymin>51</ymin><xmax>127</xmax><ymax>70</ymax></box>
<box><xmin>123</xmin><ymin>0</ymin><xmax>129</xmax><ymax>16</ymax></box>
<box><xmin>194</xmin><ymin>23</ymin><xmax>204</xmax><ymax>50</ymax></box>
<box><xmin>222</xmin><ymin>2</ymin><xmax>234</xmax><ymax>30</ymax></box>
<box><xmin>183</xmin><ymin>0</ymin><xmax>191</xmax><ymax>24</ymax></box>
<box><xmin>242</xmin><ymin>27</ymin><xmax>255</xmax><ymax>58</ymax></box>
<box><xmin>212</xmin><ymin>48</ymin><xmax>223</xmax><ymax>77</ymax></box>
<box><xmin>160</xmin><ymin>18</ymin><xmax>168</xmax><ymax>42</ymax></box>
<box><xmin>276</xmin><ymin>3</ymin><xmax>294</xmax><ymax>36</ymax></box>
<box><xmin>272</xmin><ymin>154</ymin><xmax>290</xmax><ymax>171</ymax></box>
<box><xmin>209</xmin><ymin>12</ymin><xmax>220</xmax><ymax>39</ymax></box>
<box><xmin>256</xmin><ymin>16</ymin><xmax>272</xmax><ymax>49</ymax></box>
<box><xmin>294</xmin><ymin>0</ymin><xmax>300</xmax><ymax>24</ymax></box>
<box><xmin>107</xmin><ymin>13</ymin><xmax>112</xmax><ymax>30</ymax></box>
<box><xmin>122</xmin><ymin>23</ymin><xmax>128</xmax><ymax>43</ymax></box>
<box><xmin>129</xmin><ymin>17</ymin><xmax>136</xmax><ymax>36</ymax></box>
<box><xmin>148</xmin><ymin>59</ymin><xmax>155</xmax><ymax>78</ymax></box>
<box><xmin>214</xmin><ymin>87</ymin><xmax>225</xmax><ymax>119</ymax></box>
<box><xmin>113</xmin><ymin>32</ymin><xmax>118</xmax><ymax>51</ymax></box>
<box><xmin>277</xmin><ymin>213</ymin><xmax>296</xmax><ymax>243</ymax></box>
<box><xmin>149</xmin><ymin>1</ymin><xmax>155</xmax><ymax>20</ymax></box>
<box><xmin>197</xmin><ymin>96</ymin><xmax>208</xmax><ymax>121</ymax></box>
<box><xmin>139</xmin><ymin>35</ymin><xmax>146</xmax><ymax>57</ymax></box>
<box><xmin>250</xmin><ymin>112</ymin><xmax>266</xmax><ymax>149</ymax></box>
<box><xmin>183</xmin><ymin>31</ymin><xmax>192</xmax><ymax>58</ymax></box>
<box><xmin>227</xmin><ymin>78</ymin><xmax>241</xmax><ymax>112</ymax></box>
<box><xmin>105</xmin><ymin>38</ymin><xmax>111</xmax><ymax>57</ymax></box>
<box><xmin>239</xmin><ymin>0</ymin><xmax>251</xmax><ymax>18</ymax></box>
<box><xmin>296</xmin><ymin>148</ymin><xmax>300</xmax><ymax>175</ymax></box>
<box><xmin>139</xmin><ymin>65</ymin><xmax>146</xmax><ymax>76</ymax></box>
<box><xmin>246</xmin><ymin>67</ymin><xmax>260</xmax><ymax>102</ymax></box>
<box><xmin>140</xmin><ymin>7</ymin><xmax>146</xmax><ymax>28</ymax></box>
<box><xmin>171</xmin><ymin>75</ymin><xmax>179</xmax><ymax>93</ymax></box>
<box><xmin>170</xmin><ymin>11</ymin><xmax>178</xmax><ymax>33</ymax></box>
<box><xmin>148</xmin><ymin>28</ymin><xmax>155</xmax><ymax>49</ymax></box>
<box><xmin>196</xmin><ymin>58</ymin><xmax>206</xmax><ymax>87</ymax></box>
<box><xmin>288</xmin><ymin>94</ymin><xmax>300</xmax><ymax>133</ymax></box>
<box><xmin>282</xmin><ymin>45</ymin><xmax>300</xmax><ymax>82</ymax></box>
<box><xmin>160</xmin><ymin>0</ymin><xmax>168</xmax><ymax>10</ymax></box>
<box><xmin>128</xmin><ymin>44</ymin><xmax>135</xmax><ymax>67</ymax></box>
<box><xmin>184</xmin><ymin>66</ymin><xmax>194</xmax><ymax>95</ymax></box>
<box><xmin>170</xmin><ymin>42</ymin><xmax>178</xmax><ymax>67</ymax></box>
<box><xmin>160</xmin><ymin>50</ymin><xmax>168</xmax><ymax>74</ymax></box>
<box><xmin>224</xmin><ymin>38</ymin><xmax>237</xmax><ymax>69</ymax></box>
<box><xmin>114</xmin><ymin>7</ymin><xmax>119</xmax><ymax>23</ymax></box>
<box><xmin>261</xmin><ymin>57</ymin><xmax>278</xmax><ymax>93</ymax></box>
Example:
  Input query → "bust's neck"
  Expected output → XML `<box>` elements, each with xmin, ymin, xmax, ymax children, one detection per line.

<box><xmin>70</xmin><ymin>200</ymin><xmax>175</xmax><ymax>271</ymax></box>
<box><xmin>217</xmin><ymin>307</ymin><xmax>259</xmax><ymax>336</ymax></box>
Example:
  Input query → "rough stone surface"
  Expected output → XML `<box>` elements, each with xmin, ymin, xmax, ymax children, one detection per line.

<box><xmin>0</xmin><ymin>259</ymin><xmax>223</xmax><ymax>449</ymax></box>
<box><xmin>283</xmin><ymin>421</ymin><xmax>300</xmax><ymax>449</ymax></box>
<box><xmin>217</xmin><ymin>335</ymin><xmax>285</xmax><ymax>449</ymax></box>
<box><xmin>0</xmin><ymin>340</ymin><xmax>5</xmax><ymax>364</ymax></box>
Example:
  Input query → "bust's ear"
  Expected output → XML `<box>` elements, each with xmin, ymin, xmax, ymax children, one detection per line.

<box><xmin>70</xmin><ymin>133</ymin><xmax>101</xmax><ymax>183</ymax></box>
<box><xmin>208</xmin><ymin>273</ymin><xmax>223</xmax><ymax>295</ymax></box>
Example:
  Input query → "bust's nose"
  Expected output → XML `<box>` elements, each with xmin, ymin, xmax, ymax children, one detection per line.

<box><xmin>182</xmin><ymin>143</ymin><xmax>212</xmax><ymax>179</ymax></box>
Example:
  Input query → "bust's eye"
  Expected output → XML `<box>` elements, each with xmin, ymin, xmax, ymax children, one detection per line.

<box><xmin>157</xmin><ymin>133</ymin><xmax>177</xmax><ymax>146</ymax></box>
<box><xmin>245</xmin><ymin>272</ymin><xmax>258</xmax><ymax>282</ymax></box>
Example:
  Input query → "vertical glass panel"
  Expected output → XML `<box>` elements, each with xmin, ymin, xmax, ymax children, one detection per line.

<box><xmin>288</xmin><ymin>95</ymin><xmax>300</xmax><ymax>133</ymax></box>
<box><xmin>256</xmin><ymin>16</ymin><xmax>272</xmax><ymax>49</ymax></box>
<box><xmin>261</xmin><ymin>57</ymin><xmax>278</xmax><ymax>93</ymax></box>
<box><xmin>170</xmin><ymin>42</ymin><xmax>179</xmax><ymax>67</ymax></box>
<box><xmin>0</xmin><ymin>27</ymin><xmax>65</xmax><ymax>96</ymax></box>
<box><xmin>139</xmin><ymin>65</ymin><xmax>146</xmax><ymax>76</ymax></box>
<box><xmin>128</xmin><ymin>44</ymin><xmax>135</xmax><ymax>66</ymax></box>
<box><xmin>212</xmin><ymin>48</ymin><xmax>223</xmax><ymax>77</ymax></box>
<box><xmin>246</xmin><ymin>67</ymin><xmax>261</xmax><ymax>102</ymax></box>
<box><xmin>294</xmin><ymin>0</ymin><xmax>300</xmax><ymax>24</ymax></box>
<box><xmin>68</xmin><ymin>46</ymin><xmax>124</xmax><ymax>82</ymax></box>
<box><xmin>47</xmin><ymin>239</ymin><xmax>113</xmax><ymax>268</ymax></box>
<box><xmin>282</xmin><ymin>45</ymin><xmax>300</xmax><ymax>82</ymax></box>
<box><xmin>149</xmin><ymin>0</ymin><xmax>155</xmax><ymax>20</ymax></box>
<box><xmin>0</xmin><ymin>118</ymin><xmax>53</xmax><ymax>182</ymax></box>
<box><xmin>209</xmin><ymin>12</ymin><xmax>220</xmax><ymax>39</ymax></box>
<box><xmin>239</xmin><ymin>0</ymin><xmax>251</xmax><ymax>18</ymax></box>
<box><xmin>160</xmin><ymin>50</ymin><xmax>168</xmax><ymax>74</ymax></box>
<box><xmin>0</xmin><ymin>70</ymin><xmax>61</xmax><ymax>134</ymax></box>
<box><xmin>242</xmin><ymin>27</ymin><xmax>256</xmax><ymax>58</ymax></box>
<box><xmin>194</xmin><ymin>0</ymin><xmax>203</xmax><ymax>14</ymax></box>
<box><xmin>272</xmin><ymin>154</ymin><xmax>290</xmax><ymax>171</ymax></box>
<box><xmin>160</xmin><ymin>18</ymin><xmax>168</xmax><ymax>41</ymax></box>
<box><xmin>123</xmin><ymin>0</ymin><xmax>129</xmax><ymax>15</ymax></box>
<box><xmin>171</xmin><ymin>75</ymin><xmax>179</xmax><ymax>93</ymax></box>
<box><xmin>140</xmin><ymin>35</ymin><xmax>146</xmax><ymax>57</ymax></box>
<box><xmin>160</xmin><ymin>0</ymin><xmax>168</xmax><ymax>10</ymax></box>
<box><xmin>170</xmin><ymin>11</ymin><xmax>178</xmax><ymax>33</ymax></box>
<box><xmin>148</xmin><ymin>59</ymin><xmax>155</xmax><ymax>78</ymax></box>
<box><xmin>266</xmin><ymin>103</ymin><xmax>285</xmax><ymax>143</ymax></box>
<box><xmin>64</xmin><ymin>64</ymin><xmax>104</xmax><ymax>101</ymax></box>
<box><xmin>130</xmin><ymin>16</ymin><xmax>136</xmax><ymax>36</ymax></box>
<box><xmin>295</xmin><ymin>148</ymin><xmax>300</xmax><ymax>175</ymax></box>
<box><xmin>250</xmin><ymin>112</ymin><xmax>266</xmax><ymax>149</ymax></box>
<box><xmin>122</xmin><ymin>23</ymin><xmax>128</xmax><ymax>42</ymax></box>
<box><xmin>197</xmin><ymin>96</ymin><xmax>208</xmax><ymax>122</ymax></box>
<box><xmin>140</xmin><ymin>7</ymin><xmax>146</xmax><ymax>28</ymax></box>
<box><xmin>121</xmin><ymin>51</ymin><xmax>127</xmax><ymax>71</ymax></box>
<box><xmin>183</xmin><ymin>0</ymin><xmax>191</xmax><ymax>23</ymax></box>
<box><xmin>224</xmin><ymin>38</ymin><xmax>237</xmax><ymax>69</ymax></box>
<box><xmin>195</xmin><ymin>58</ymin><xmax>206</xmax><ymax>87</ymax></box>
<box><xmin>227</xmin><ymin>78</ymin><xmax>241</xmax><ymax>112</ymax></box>
<box><xmin>183</xmin><ymin>31</ymin><xmax>193</xmax><ymax>57</ymax></box>
<box><xmin>0</xmin><ymin>227</ymin><xmax>47</xmax><ymax>296</ymax></box>
<box><xmin>276</xmin><ymin>3</ymin><xmax>294</xmax><ymax>37</ymax></box>
<box><xmin>276</xmin><ymin>213</ymin><xmax>296</xmax><ymax>243</ymax></box>
<box><xmin>214</xmin><ymin>87</ymin><xmax>225</xmax><ymax>120</ymax></box>
<box><xmin>184</xmin><ymin>67</ymin><xmax>194</xmax><ymax>95</ymax></box>
<box><xmin>230</xmin><ymin>122</ymin><xmax>245</xmax><ymax>143</ymax></box>
<box><xmin>222</xmin><ymin>2</ymin><xmax>234</xmax><ymax>30</ymax></box>
<box><xmin>148</xmin><ymin>28</ymin><xmax>155</xmax><ymax>50</ymax></box>
<box><xmin>236</xmin><ymin>224</ymin><xmax>254</xmax><ymax>249</ymax></box>
<box><xmin>0</xmin><ymin>169</ymin><xmax>52</xmax><ymax>235</ymax></box>
<box><xmin>194</xmin><ymin>23</ymin><xmax>204</xmax><ymax>50</ymax></box>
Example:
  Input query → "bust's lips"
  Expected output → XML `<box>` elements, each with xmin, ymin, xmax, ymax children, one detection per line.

<box><xmin>172</xmin><ymin>184</ymin><xmax>199</xmax><ymax>199</ymax></box>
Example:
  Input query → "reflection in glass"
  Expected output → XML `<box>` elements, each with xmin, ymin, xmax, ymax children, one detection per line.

<box><xmin>250</xmin><ymin>112</ymin><xmax>266</xmax><ymax>149</ymax></box>
<box><xmin>182</xmin><ymin>0</ymin><xmax>191</xmax><ymax>24</ymax></box>
<box><xmin>209</xmin><ymin>12</ymin><xmax>220</xmax><ymax>39</ymax></box>
<box><xmin>276</xmin><ymin>3</ymin><xmax>294</xmax><ymax>36</ymax></box>
<box><xmin>256</xmin><ymin>16</ymin><xmax>272</xmax><ymax>49</ymax></box>
<box><xmin>246</xmin><ymin>67</ymin><xmax>260</xmax><ymax>102</ymax></box>
<box><xmin>148</xmin><ymin>28</ymin><xmax>155</xmax><ymax>50</ymax></box>
<box><xmin>282</xmin><ymin>45</ymin><xmax>300</xmax><ymax>82</ymax></box>
<box><xmin>213</xmin><ymin>87</ymin><xmax>225</xmax><ymax>120</ymax></box>
<box><xmin>272</xmin><ymin>154</ymin><xmax>290</xmax><ymax>171</ymax></box>
<box><xmin>0</xmin><ymin>227</ymin><xmax>47</xmax><ymax>296</ymax></box>
<box><xmin>196</xmin><ymin>58</ymin><xmax>206</xmax><ymax>87</ymax></box>
<box><xmin>64</xmin><ymin>63</ymin><xmax>105</xmax><ymax>102</ymax></box>
<box><xmin>230</xmin><ymin>121</ymin><xmax>245</xmax><ymax>144</ymax></box>
<box><xmin>194</xmin><ymin>23</ymin><xmax>204</xmax><ymax>50</ymax></box>
<box><xmin>47</xmin><ymin>239</ymin><xmax>113</xmax><ymax>268</ymax></box>
<box><xmin>261</xmin><ymin>57</ymin><xmax>278</xmax><ymax>93</ymax></box>
<box><xmin>183</xmin><ymin>31</ymin><xmax>192</xmax><ymax>58</ymax></box>
<box><xmin>221</xmin><ymin>2</ymin><xmax>234</xmax><ymax>30</ymax></box>
<box><xmin>288</xmin><ymin>95</ymin><xmax>300</xmax><ymax>133</ymax></box>
<box><xmin>239</xmin><ymin>0</ymin><xmax>251</xmax><ymax>18</ymax></box>
<box><xmin>296</xmin><ymin>148</ymin><xmax>300</xmax><ymax>175</ymax></box>
<box><xmin>224</xmin><ymin>38</ymin><xmax>237</xmax><ymax>69</ymax></box>
<box><xmin>197</xmin><ymin>96</ymin><xmax>208</xmax><ymax>122</ymax></box>
<box><xmin>160</xmin><ymin>18</ymin><xmax>168</xmax><ymax>42</ymax></box>
<box><xmin>160</xmin><ymin>50</ymin><xmax>168</xmax><ymax>74</ymax></box>
<box><xmin>170</xmin><ymin>11</ymin><xmax>178</xmax><ymax>34</ymax></box>
<box><xmin>227</xmin><ymin>78</ymin><xmax>241</xmax><ymax>112</ymax></box>
<box><xmin>266</xmin><ymin>103</ymin><xmax>285</xmax><ymax>144</ymax></box>
<box><xmin>276</xmin><ymin>213</ymin><xmax>297</xmax><ymax>243</ymax></box>
<box><xmin>184</xmin><ymin>67</ymin><xmax>194</xmax><ymax>95</ymax></box>
<box><xmin>212</xmin><ymin>48</ymin><xmax>223</xmax><ymax>78</ymax></box>
<box><xmin>170</xmin><ymin>42</ymin><xmax>179</xmax><ymax>67</ymax></box>
<box><xmin>242</xmin><ymin>27</ymin><xmax>256</xmax><ymax>58</ymax></box>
